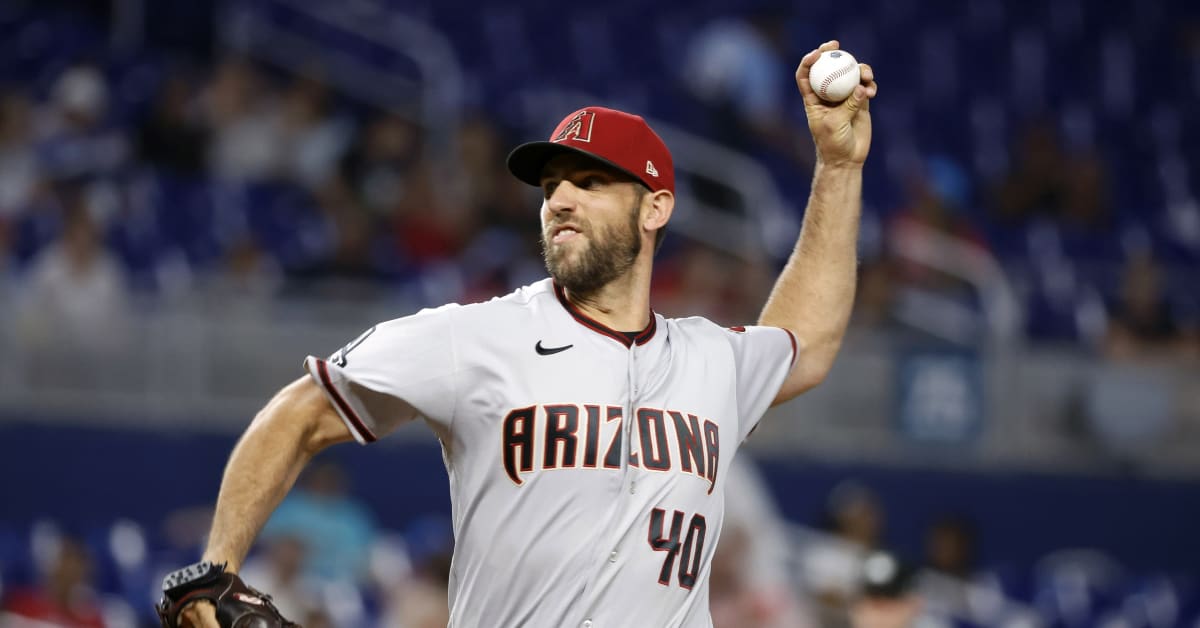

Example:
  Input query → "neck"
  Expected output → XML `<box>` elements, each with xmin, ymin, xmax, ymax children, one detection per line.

<box><xmin>560</xmin><ymin>259</ymin><xmax>653</xmax><ymax>332</ymax></box>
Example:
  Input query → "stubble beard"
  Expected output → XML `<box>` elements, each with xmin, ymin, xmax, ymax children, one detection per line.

<box><xmin>542</xmin><ymin>203</ymin><xmax>642</xmax><ymax>299</ymax></box>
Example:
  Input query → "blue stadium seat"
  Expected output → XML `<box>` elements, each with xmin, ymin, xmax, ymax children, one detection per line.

<box><xmin>239</xmin><ymin>181</ymin><xmax>333</xmax><ymax>272</ymax></box>
<box><xmin>150</xmin><ymin>174</ymin><xmax>225</xmax><ymax>270</ymax></box>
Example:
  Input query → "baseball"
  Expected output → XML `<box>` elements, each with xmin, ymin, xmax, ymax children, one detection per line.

<box><xmin>809</xmin><ymin>49</ymin><xmax>861</xmax><ymax>103</ymax></box>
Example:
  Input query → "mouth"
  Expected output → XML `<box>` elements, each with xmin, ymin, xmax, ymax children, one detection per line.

<box><xmin>550</xmin><ymin>224</ymin><xmax>582</xmax><ymax>245</ymax></box>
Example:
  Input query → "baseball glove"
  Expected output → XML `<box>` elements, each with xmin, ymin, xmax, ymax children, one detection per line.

<box><xmin>155</xmin><ymin>560</ymin><xmax>298</xmax><ymax>628</ymax></box>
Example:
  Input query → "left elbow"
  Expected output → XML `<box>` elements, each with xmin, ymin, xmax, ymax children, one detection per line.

<box><xmin>793</xmin><ymin>336</ymin><xmax>843</xmax><ymax>392</ymax></box>
<box><xmin>773</xmin><ymin>359</ymin><xmax>830</xmax><ymax>407</ymax></box>
<box><xmin>772</xmin><ymin>328</ymin><xmax>846</xmax><ymax>405</ymax></box>
<box><xmin>793</xmin><ymin>360</ymin><xmax>833</xmax><ymax>395</ymax></box>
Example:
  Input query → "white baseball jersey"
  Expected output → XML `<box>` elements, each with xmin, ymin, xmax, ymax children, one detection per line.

<box><xmin>303</xmin><ymin>278</ymin><xmax>797</xmax><ymax>628</ymax></box>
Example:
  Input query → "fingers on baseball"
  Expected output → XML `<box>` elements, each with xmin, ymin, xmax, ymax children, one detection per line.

<box><xmin>798</xmin><ymin>40</ymin><xmax>839</xmax><ymax>70</ymax></box>
<box><xmin>794</xmin><ymin>65</ymin><xmax>817</xmax><ymax>104</ymax></box>
<box><xmin>796</xmin><ymin>41</ymin><xmax>846</xmax><ymax>104</ymax></box>
<box><xmin>858</xmin><ymin>63</ymin><xmax>878</xmax><ymax>100</ymax></box>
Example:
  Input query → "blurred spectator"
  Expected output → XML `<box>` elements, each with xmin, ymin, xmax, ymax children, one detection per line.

<box><xmin>990</xmin><ymin>119</ymin><xmax>1068</xmax><ymax>226</ymax></box>
<box><xmin>204</xmin><ymin>58</ymin><xmax>286</xmax><ymax>182</ymax></box>
<box><xmin>0</xmin><ymin>536</ymin><xmax>106</xmax><ymax>627</ymax></box>
<box><xmin>652</xmin><ymin>241</ymin><xmax>773</xmax><ymax>325</ymax></box>
<box><xmin>451</xmin><ymin>114</ymin><xmax>552</xmax><ymax>297</ymax></box>
<box><xmin>210</xmin><ymin>234</ymin><xmax>283</xmax><ymax>306</ymax></box>
<box><xmin>825</xmin><ymin>482</ymin><xmax>885</xmax><ymax>551</ymax></box>
<box><xmin>652</xmin><ymin>242</ymin><xmax>733</xmax><ymax>322</ymax></box>
<box><xmin>381</xmin><ymin>514</ymin><xmax>453</xmax><ymax>628</ymax></box>
<box><xmin>724</xmin><ymin>252</ymin><xmax>776</xmax><ymax>323</ymax></box>
<box><xmin>887</xmin><ymin>155</ymin><xmax>987</xmax><ymax>290</ymax></box>
<box><xmin>915</xmin><ymin>516</ymin><xmax>989</xmax><ymax>622</ymax></box>
<box><xmin>852</xmin><ymin>155</ymin><xmax>994</xmax><ymax>337</ymax></box>
<box><xmin>278</xmin><ymin>75</ymin><xmax>353</xmax><ymax>189</ymax></box>
<box><xmin>1104</xmin><ymin>250</ymin><xmax>1199</xmax><ymax>360</ymax></box>
<box><xmin>802</xmin><ymin>482</ymin><xmax>889</xmax><ymax>625</ymax></box>
<box><xmin>239</xmin><ymin>535</ymin><xmax>323</xmax><ymax>621</ymax></box>
<box><xmin>1083</xmin><ymin>248</ymin><xmax>1185</xmax><ymax>451</ymax></box>
<box><xmin>136</xmin><ymin>68</ymin><xmax>210</xmax><ymax>175</ymax></box>
<box><xmin>711</xmin><ymin>456</ymin><xmax>815</xmax><ymax>628</ymax></box>
<box><xmin>0</xmin><ymin>90</ymin><xmax>40</xmax><ymax>219</ymax></box>
<box><xmin>1033</xmin><ymin>548</ymin><xmax>1125</xmax><ymax>627</ymax></box>
<box><xmin>796</xmin><ymin>480</ymin><xmax>892</xmax><ymax>624</ymax></box>
<box><xmin>14</xmin><ymin>187</ymin><xmax>131</xmax><ymax>366</ymax></box>
<box><xmin>393</xmin><ymin>165</ymin><xmax>475</xmax><ymax>268</ymax></box>
<box><xmin>458</xmin><ymin>171</ymin><xmax>544</xmax><ymax>299</ymax></box>
<box><xmin>35</xmin><ymin>63</ymin><xmax>129</xmax><ymax>180</ymax></box>
<box><xmin>849</xmin><ymin>552</ymin><xmax>924</xmax><ymax>628</ymax></box>
<box><xmin>447</xmin><ymin>114</ymin><xmax>506</xmax><ymax>215</ymax></box>
<box><xmin>383</xmin><ymin>546</ymin><xmax>451</xmax><ymax>628</ymax></box>
<box><xmin>1059</xmin><ymin>152</ymin><xmax>1111</xmax><ymax>231</ymax></box>
<box><xmin>990</xmin><ymin>119</ymin><xmax>1111</xmax><ymax>231</ymax></box>
<box><xmin>891</xmin><ymin>155</ymin><xmax>982</xmax><ymax>246</ymax></box>
<box><xmin>307</xmin><ymin>175</ymin><xmax>379</xmax><ymax>279</ymax></box>
<box><xmin>337</xmin><ymin>110</ymin><xmax>479</xmax><ymax>271</ymax></box>
<box><xmin>160</xmin><ymin>505</ymin><xmax>216</xmax><ymax>557</ymax></box>
<box><xmin>0</xmin><ymin>220</ymin><xmax>10</xmax><ymax>281</ymax></box>
<box><xmin>393</xmin><ymin>127</ymin><xmax>482</xmax><ymax>271</ymax></box>
<box><xmin>923</xmin><ymin>516</ymin><xmax>978</xmax><ymax>580</ymax></box>
<box><xmin>681</xmin><ymin>10</ymin><xmax>807</xmax><ymax>165</ymax></box>
<box><xmin>340</xmin><ymin>112</ymin><xmax>424</xmax><ymax>219</ymax></box>
<box><xmin>261</xmin><ymin>461</ymin><xmax>378</xmax><ymax>585</ymax></box>
<box><xmin>851</xmin><ymin>261</ymin><xmax>897</xmax><ymax>329</ymax></box>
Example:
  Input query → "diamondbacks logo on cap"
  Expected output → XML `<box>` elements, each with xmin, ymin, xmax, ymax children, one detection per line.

<box><xmin>645</xmin><ymin>160</ymin><xmax>658</xmax><ymax>177</ymax></box>
<box><xmin>552</xmin><ymin>110</ymin><xmax>595</xmax><ymax>143</ymax></box>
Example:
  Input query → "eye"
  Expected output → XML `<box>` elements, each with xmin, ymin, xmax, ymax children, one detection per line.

<box><xmin>581</xmin><ymin>176</ymin><xmax>603</xmax><ymax>189</ymax></box>
<box><xmin>542</xmin><ymin>181</ymin><xmax>559</xmax><ymax>199</ymax></box>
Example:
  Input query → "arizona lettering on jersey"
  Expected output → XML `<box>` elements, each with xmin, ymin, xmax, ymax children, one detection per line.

<box><xmin>303</xmin><ymin>279</ymin><xmax>797</xmax><ymax>628</ymax></box>
<box><xmin>501</xmin><ymin>404</ymin><xmax>721</xmax><ymax>494</ymax></box>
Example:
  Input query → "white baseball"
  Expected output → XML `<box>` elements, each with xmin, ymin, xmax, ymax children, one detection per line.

<box><xmin>809</xmin><ymin>50</ymin><xmax>861</xmax><ymax>103</ymax></box>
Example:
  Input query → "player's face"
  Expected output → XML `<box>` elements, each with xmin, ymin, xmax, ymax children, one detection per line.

<box><xmin>539</xmin><ymin>154</ymin><xmax>646</xmax><ymax>296</ymax></box>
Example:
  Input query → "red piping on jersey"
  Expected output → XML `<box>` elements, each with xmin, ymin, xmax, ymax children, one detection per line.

<box><xmin>553</xmin><ymin>281</ymin><xmax>657</xmax><ymax>348</ymax></box>
<box><xmin>315</xmin><ymin>359</ymin><xmax>378</xmax><ymax>443</ymax></box>
<box><xmin>783</xmin><ymin>328</ymin><xmax>798</xmax><ymax>367</ymax></box>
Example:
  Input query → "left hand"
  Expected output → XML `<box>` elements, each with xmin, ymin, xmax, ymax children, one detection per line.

<box><xmin>795</xmin><ymin>40</ymin><xmax>878</xmax><ymax>168</ymax></box>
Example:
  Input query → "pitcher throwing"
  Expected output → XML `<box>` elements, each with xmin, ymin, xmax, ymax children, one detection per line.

<box><xmin>158</xmin><ymin>40</ymin><xmax>877</xmax><ymax>628</ymax></box>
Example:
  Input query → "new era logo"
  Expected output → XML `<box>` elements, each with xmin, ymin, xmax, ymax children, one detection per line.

<box><xmin>645</xmin><ymin>160</ymin><xmax>659</xmax><ymax>177</ymax></box>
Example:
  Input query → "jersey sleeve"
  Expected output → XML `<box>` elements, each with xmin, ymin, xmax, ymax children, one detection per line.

<box><xmin>725</xmin><ymin>325</ymin><xmax>798</xmax><ymax>443</ymax></box>
<box><xmin>303</xmin><ymin>305</ymin><xmax>459</xmax><ymax>444</ymax></box>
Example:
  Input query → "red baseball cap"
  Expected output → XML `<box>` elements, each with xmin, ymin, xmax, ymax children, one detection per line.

<box><xmin>506</xmin><ymin>106</ymin><xmax>675</xmax><ymax>194</ymax></box>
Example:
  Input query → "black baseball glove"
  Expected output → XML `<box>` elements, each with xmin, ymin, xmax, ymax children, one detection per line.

<box><xmin>155</xmin><ymin>560</ymin><xmax>299</xmax><ymax>628</ymax></box>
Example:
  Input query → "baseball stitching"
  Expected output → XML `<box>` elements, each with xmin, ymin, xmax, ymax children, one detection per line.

<box><xmin>820</xmin><ymin>62</ymin><xmax>857</xmax><ymax>97</ymax></box>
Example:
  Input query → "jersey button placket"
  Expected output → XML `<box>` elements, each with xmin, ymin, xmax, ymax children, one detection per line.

<box><xmin>628</xmin><ymin>346</ymin><xmax>640</xmax><ymax>494</ymax></box>
<box><xmin>583</xmin><ymin>620</ymin><xmax>593</xmax><ymax>628</ymax></box>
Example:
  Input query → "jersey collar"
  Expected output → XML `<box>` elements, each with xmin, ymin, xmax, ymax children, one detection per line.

<box><xmin>553</xmin><ymin>281</ymin><xmax>657</xmax><ymax>348</ymax></box>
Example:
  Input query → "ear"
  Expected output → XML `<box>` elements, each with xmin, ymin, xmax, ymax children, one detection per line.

<box><xmin>642</xmin><ymin>190</ymin><xmax>674</xmax><ymax>233</ymax></box>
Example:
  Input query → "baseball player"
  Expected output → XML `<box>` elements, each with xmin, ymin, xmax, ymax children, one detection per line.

<box><xmin>158</xmin><ymin>40</ymin><xmax>876</xmax><ymax>628</ymax></box>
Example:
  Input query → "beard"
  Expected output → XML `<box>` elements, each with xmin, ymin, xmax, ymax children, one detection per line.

<box><xmin>542</xmin><ymin>202</ymin><xmax>642</xmax><ymax>298</ymax></box>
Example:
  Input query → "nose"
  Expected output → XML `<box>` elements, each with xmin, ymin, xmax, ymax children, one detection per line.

<box><xmin>546</xmin><ymin>179</ymin><xmax>581</xmax><ymax>215</ymax></box>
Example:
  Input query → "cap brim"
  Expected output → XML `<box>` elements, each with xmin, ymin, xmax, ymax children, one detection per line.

<box><xmin>506</xmin><ymin>141</ymin><xmax>642</xmax><ymax>189</ymax></box>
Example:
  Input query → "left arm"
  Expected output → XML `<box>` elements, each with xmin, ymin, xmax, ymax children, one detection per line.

<box><xmin>759</xmin><ymin>41</ymin><xmax>878</xmax><ymax>405</ymax></box>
